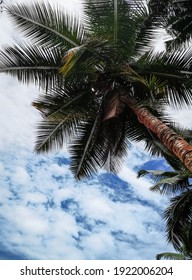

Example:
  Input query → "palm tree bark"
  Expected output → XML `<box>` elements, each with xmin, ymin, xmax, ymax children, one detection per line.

<box><xmin>129</xmin><ymin>102</ymin><xmax>192</xmax><ymax>173</ymax></box>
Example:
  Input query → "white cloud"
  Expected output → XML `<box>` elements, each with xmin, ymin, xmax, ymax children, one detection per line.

<box><xmin>0</xmin><ymin>74</ymin><xmax>38</xmax><ymax>151</ymax></box>
<box><xmin>82</xmin><ymin>231</ymin><xmax>115</xmax><ymax>259</ymax></box>
<box><xmin>22</xmin><ymin>192</ymin><xmax>47</xmax><ymax>204</ymax></box>
<box><xmin>0</xmin><ymin>148</ymin><xmax>172</xmax><ymax>259</ymax></box>
<box><xmin>14</xmin><ymin>206</ymin><xmax>49</xmax><ymax>234</ymax></box>
<box><xmin>12</xmin><ymin>166</ymin><xmax>31</xmax><ymax>186</ymax></box>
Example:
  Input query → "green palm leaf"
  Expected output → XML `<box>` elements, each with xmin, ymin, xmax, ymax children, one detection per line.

<box><xmin>33</xmin><ymin>81</ymin><xmax>96</xmax><ymax>154</ymax></box>
<box><xmin>150</xmin><ymin>174</ymin><xmax>190</xmax><ymax>195</ymax></box>
<box><xmin>32</xmin><ymin>81</ymin><xmax>92</xmax><ymax>120</ymax></box>
<box><xmin>164</xmin><ymin>189</ymin><xmax>192</xmax><ymax>252</ymax></box>
<box><xmin>34</xmin><ymin>118</ymin><xmax>79</xmax><ymax>153</ymax></box>
<box><xmin>69</xmin><ymin>119</ymin><xmax>104</xmax><ymax>179</ymax></box>
<box><xmin>138</xmin><ymin>169</ymin><xmax>191</xmax><ymax>195</ymax></box>
<box><xmin>59</xmin><ymin>36</ymin><xmax>117</xmax><ymax>78</ymax></box>
<box><xmin>102</xmin><ymin>117</ymin><xmax>130</xmax><ymax>173</ymax></box>
<box><xmin>69</xmin><ymin>115</ymin><xmax>129</xmax><ymax>178</ymax></box>
<box><xmin>0</xmin><ymin>43</ymin><xmax>63</xmax><ymax>91</ymax></box>
<box><xmin>84</xmin><ymin>0</ymin><xmax>148</xmax><ymax>57</ymax></box>
<box><xmin>156</xmin><ymin>252</ymin><xmax>186</xmax><ymax>260</ymax></box>
<box><xmin>147</xmin><ymin>0</ymin><xmax>192</xmax><ymax>49</ymax></box>
<box><xmin>6</xmin><ymin>2</ymin><xmax>85</xmax><ymax>48</ymax></box>
<box><xmin>70</xmin><ymin>115</ymin><xmax>102</xmax><ymax>179</ymax></box>
<box><xmin>135</xmin><ymin>48</ymin><xmax>192</xmax><ymax>107</ymax></box>
<box><xmin>163</xmin><ymin>0</ymin><xmax>192</xmax><ymax>49</ymax></box>
<box><xmin>138</xmin><ymin>169</ymin><xmax>179</xmax><ymax>180</ymax></box>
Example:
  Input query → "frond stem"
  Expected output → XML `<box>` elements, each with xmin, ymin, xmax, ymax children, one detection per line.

<box><xmin>114</xmin><ymin>0</ymin><xmax>118</xmax><ymax>43</ymax></box>
<box><xmin>0</xmin><ymin>66</ymin><xmax>59</xmax><ymax>72</ymax></box>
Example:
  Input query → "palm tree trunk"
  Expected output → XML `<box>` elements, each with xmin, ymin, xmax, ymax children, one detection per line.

<box><xmin>129</xmin><ymin>103</ymin><xmax>192</xmax><ymax>173</ymax></box>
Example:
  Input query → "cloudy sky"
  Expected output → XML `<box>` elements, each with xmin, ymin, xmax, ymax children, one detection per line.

<box><xmin>0</xmin><ymin>0</ymin><xmax>191</xmax><ymax>260</ymax></box>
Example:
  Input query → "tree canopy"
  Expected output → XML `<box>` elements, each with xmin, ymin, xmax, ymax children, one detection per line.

<box><xmin>0</xmin><ymin>0</ymin><xmax>192</xmax><ymax>179</ymax></box>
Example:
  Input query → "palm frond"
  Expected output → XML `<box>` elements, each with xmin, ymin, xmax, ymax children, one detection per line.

<box><xmin>33</xmin><ymin>80</ymin><xmax>97</xmax><ymax>154</ymax></box>
<box><xmin>138</xmin><ymin>168</ymin><xmax>192</xmax><ymax>195</ymax></box>
<box><xmin>0</xmin><ymin>43</ymin><xmax>63</xmax><ymax>91</ymax></box>
<box><xmin>32</xmin><ymin>80</ymin><xmax>93</xmax><ymax>119</ymax></box>
<box><xmin>165</xmin><ymin>0</ymin><xmax>192</xmax><ymax>49</ymax></box>
<box><xmin>134</xmin><ymin>0</ymin><xmax>170</xmax><ymax>55</ymax></box>
<box><xmin>148</xmin><ymin>0</ymin><xmax>192</xmax><ymax>49</ymax></box>
<box><xmin>150</xmin><ymin>175</ymin><xmax>190</xmax><ymax>195</ymax></box>
<box><xmin>102</xmin><ymin>114</ymin><xmax>130</xmax><ymax>173</ymax></box>
<box><xmin>138</xmin><ymin>169</ymin><xmax>178</xmax><ymax>180</ymax></box>
<box><xmin>6</xmin><ymin>2</ymin><xmax>85</xmax><ymax>48</ymax></box>
<box><xmin>72</xmin><ymin>115</ymin><xmax>102</xmax><ymax>179</ymax></box>
<box><xmin>69</xmin><ymin>118</ymin><xmax>103</xmax><ymax>179</ymax></box>
<box><xmin>164</xmin><ymin>189</ymin><xmax>192</xmax><ymax>252</ymax></box>
<box><xmin>136</xmin><ymin>48</ymin><xmax>192</xmax><ymax>107</ymax></box>
<box><xmin>59</xmin><ymin>37</ymin><xmax>117</xmax><ymax>78</ymax></box>
<box><xmin>138</xmin><ymin>169</ymin><xmax>190</xmax><ymax>194</ymax></box>
<box><xmin>69</xmin><ymin>104</ymin><xmax>130</xmax><ymax>178</ymax></box>
<box><xmin>34</xmin><ymin>118</ymin><xmax>79</xmax><ymax>153</ymax></box>
<box><xmin>156</xmin><ymin>252</ymin><xmax>186</xmax><ymax>260</ymax></box>
<box><xmin>59</xmin><ymin>46</ymin><xmax>85</xmax><ymax>77</ymax></box>
<box><xmin>84</xmin><ymin>0</ymin><xmax>148</xmax><ymax>57</ymax></box>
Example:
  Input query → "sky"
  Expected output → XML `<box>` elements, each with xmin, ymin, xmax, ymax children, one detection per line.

<box><xmin>0</xmin><ymin>0</ymin><xmax>192</xmax><ymax>260</ymax></box>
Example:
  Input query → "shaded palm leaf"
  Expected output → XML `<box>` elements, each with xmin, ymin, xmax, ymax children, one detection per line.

<box><xmin>135</xmin><ymin>48</ymin><xmax>192</xmax><ymax>107</ymax></box>
<box><xmin>70</xmin><ymin>115</ymin><xmax>102</xmax><ymax>179</ymax></box>
<box><xmin>33</xmin><ymin>73</ymin><xmax>131</xmax><ymax>178</ymax></box>
<box><xmin>32</xmin><ymin>80</ymin><xmax>94</xmax><ymax>119</ymax></box>
<box><xmin>84</xmin><ymin>0</ymin><xmax>148</xmax><ymax>57</ymax></box>
<box><xmin>6</xmin><ymin>2</ymin><xmax>85</xmax><ymax>48</ymax></box>
<box><xmin>59</xmin><ymin>36</ymin><xmax>118</xmax><ymax>79</ymax></box>
<box><xmin>0</xmin><ymin>43</ymin><xmax>63</xmax><ymax>91</ymax></box>
<box><xmin>69</xmin><ymin>118</ymin><xmax>106</xmax><ymax>179</ymax></box>
<box><xmin>164</xmin><ymin>189</ymin><xmax>192</xmax><ymax>252</ymax></box>
<box><xmin>101</xmin><ymin>114</ymin><xmax>130</xmax><ymax>173</ymax></box>
<box><xmin>68</xmin><ymin>90</ymin><xmax>130</xmax><ymax>177</ymax></box>
<box><xmin>138</xmin><ymin>169</ymin><xmax>180</xmax><ymax>180</ymax></box>
<box><xmin>70</xmin><ymin>113</ymin><xmax>130</xmax><ymax>178</ymax></box>
<box><xmin>33</xmin><ymin>81</ymin><xmax>97</xmax><ymax>154</ymax></box>
<box><xmin>148</xmin><ymin>0</ymin><xmax>192</xmax><ymax>49</ymax></box>
<box><xmin>164</xmin><ymin>0</ymin><xmax>192</xmax><ymax>49</ymax></box>
<box><xmin>156</xmin><ymin>252</ymin><xmax>186</xmax><ymax>260</ymax></box>
<box><xmin>34</xmin><ymin>118</ymin><xmax>79</xmax><ymax>153</ymax></box>
<box><xmin>138</xmin><ymin>169</ymin><xmax>191</xmax><ymax>195</ymax></box>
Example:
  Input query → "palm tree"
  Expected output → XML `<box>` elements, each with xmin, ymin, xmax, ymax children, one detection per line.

<box><xmin>1</xmin><ymin>1</ymin><xmax>192</xmax><ymax>178</ymax></box>
<box><xmin>138</xmin><ymin>163</ymin><xmax>192</xmax><ymax>257</ymax></box>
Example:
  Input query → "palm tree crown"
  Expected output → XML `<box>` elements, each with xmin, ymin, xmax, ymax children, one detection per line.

<box><xmin>1</xmin><ymin>0</ymin><xmax>192</xmax><ymax>178</ymax></box>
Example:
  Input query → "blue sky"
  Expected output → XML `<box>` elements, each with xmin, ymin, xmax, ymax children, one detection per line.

<box><xmin>0</xmin><ymin>0</ymin><xmax>192</xmax><ymax>260</ymax></box>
